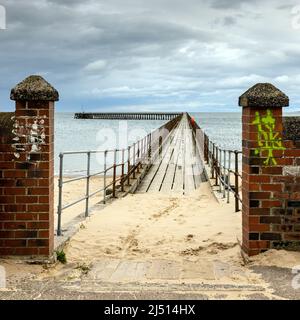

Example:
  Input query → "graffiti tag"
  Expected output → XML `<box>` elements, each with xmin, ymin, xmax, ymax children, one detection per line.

<box><xmin>11</xmin><ymin>116</ymin><xmax>46</xmax><ymax>161</ymax></box>
<box><xmin>252</xmin><ymin>109</ymin><xmax>285</xmax><ymax>166</ymax></box>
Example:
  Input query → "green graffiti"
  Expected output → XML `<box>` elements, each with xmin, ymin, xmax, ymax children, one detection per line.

<box><xmin>251</xmin><ymin>109</ymin><xmax>285</xmax><ymax>166</ymax></box>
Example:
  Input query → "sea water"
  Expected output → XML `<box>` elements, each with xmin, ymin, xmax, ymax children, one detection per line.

<box><xmin>55</xmin><ymin>112</ymin><xmax>242</xmax><ymax>175</ymax></box>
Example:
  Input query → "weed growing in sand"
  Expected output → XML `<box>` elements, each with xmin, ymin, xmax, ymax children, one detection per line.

<box><xmin>56</xmin><ymin>250</ymin><xmax>67</xmax><ymax>264</ymax></box>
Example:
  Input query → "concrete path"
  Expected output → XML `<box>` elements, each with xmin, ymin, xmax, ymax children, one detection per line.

<box><xmin>1</xmin><ymin>259</ymin><xmax>299</xmax><ymax>300</ymax></box>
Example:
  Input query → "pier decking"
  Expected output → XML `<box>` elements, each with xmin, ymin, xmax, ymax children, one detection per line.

<box><xmin>56</xmin><ymin>113</ymin><xmax>207</xmax><ymax>236</ymax></box>
<box><xmin>75</xmin><ymin>112</ymin><xmax>183</xmax><ymax>120</ymax></box>
<box><xmin>137</xmin><ymin>114</ymin><xmax>206</xmax><ymax>195</ymax></box>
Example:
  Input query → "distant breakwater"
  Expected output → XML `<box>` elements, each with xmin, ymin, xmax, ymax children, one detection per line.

<box><xmin>74</xmin><ymin>112</ymin><xmax>183</xmax><ymax>120</ymax></box>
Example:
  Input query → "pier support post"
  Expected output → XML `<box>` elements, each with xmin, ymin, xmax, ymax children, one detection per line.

<box><xmin>0</xmin><ymin>75</ymin><xmax>58</xmax><ymax>258</ymax></box>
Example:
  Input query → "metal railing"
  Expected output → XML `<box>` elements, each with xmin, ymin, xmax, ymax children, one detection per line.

<box><xmin>207</xmin><ymin>141</ymin><xmax>242</xmax><ymax>212</ymax></box>
<box><xmin>187</xmin><ymin>114</ymin><xmax>242</xmax><ymax>212</ymax></box>
<box><xmin>56</xmin><ymin>115</ymin><xmax>182</xmax><ymax>236</ymax></box>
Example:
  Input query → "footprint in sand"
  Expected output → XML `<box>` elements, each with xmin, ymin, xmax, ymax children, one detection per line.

<box><xmin>174</xmin><ymin>218</ymin><xmax>184</xmax><ymax>223</ymax></box>
<box><xmin>199</xmin><ymin>195</ymin><xmax>209</xmax><ymax>200</ymax></box>
<box><xmin>207</xmin><ymin>249</ymin><xmax>218</xmax><ymax>255</ymax></box>
<box><xmin>121</xmin><ymin>229</ymin><xmax>140</xmax><ymax>252</ymax></box>
<box><xmin>180</xmin><ymin>246</ymin><xmax>204</xmax><ymax>256</ymax></box>
<box><xmin>104</xmin><ymin>248</ymin><xmax>112</xmax><ymax>254</ymax></box>
<box><xmin>185</xmin><ymin>234</ymin><xmax>195</xmax><ymax>242</ymax></box>
<box><xmin>151</xmin><ymin>200</ymin><xmax>179</xmax><ymax>219</ymax></box>
<box><xmin>155</xmin><ymin>239</ymin><xmax>166</xmax><ymax>245</ymax></box>
<box><xmin>132</xmin><ymin>248</ymin><xmax>150</xmax><ymax>254</ymax></box>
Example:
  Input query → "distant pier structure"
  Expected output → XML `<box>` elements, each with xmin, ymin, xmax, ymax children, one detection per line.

<box><xmin>74</xmin><ymin>112</ymin><xmax>183</xmax><ymax>120</ymax></box>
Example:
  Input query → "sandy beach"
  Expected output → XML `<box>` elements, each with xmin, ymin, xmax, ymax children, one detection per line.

<box><xmin>54</xmin><ymin>172</ymin><xmax>300</xmax><ymax>276</ymax></box>
<box><xmin>1</xmin><ymin>159</ymin><xmax>300</xmax><ymax>300</ymax></box>
<box><xmin>1</xmin><ymin>179</ymin><xmax>300</xmax><ymax>299</ymax></box>
<box><xmin>65</xmin><ymin>182</ymin><xmax>241</xmax><ymax>264</ymax></box>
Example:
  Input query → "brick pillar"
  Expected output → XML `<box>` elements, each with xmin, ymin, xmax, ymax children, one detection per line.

<box><xmin>239</xmin><ymin>83</ymin><xmax>289</xmax><ymax>256</ymax></box>
<box><xmin>0</xmin><ymin>75</ymin><xmax>58</xmax><ymax>258</ymax></box>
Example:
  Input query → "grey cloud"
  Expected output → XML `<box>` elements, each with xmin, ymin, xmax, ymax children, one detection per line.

<box><xmin>208</xmin><ymin>0</ymin><xmax>255</xmax><ymax>9</ymax></box>
<box><xmin>214</xmin><ymin>16</ymin><xmax>237</xmax><ymax>26</ymax></box>
<box><xmin>0</xmin><ymin>0</ymin><xmax>299</xmax><ymax>112</ymax></box>
<box><xmin>223</xmin><ymin>16</ymin><xmax>237</xmax><ymax>26</ymax></box>
<box><xmin>277</xmin><ymin>4</ymin><xmax>295</xmax><ymax>10</ymax></box>
<box><xmin>47</xmin><ymin>0</ymin><xmax>89</xmax><ymax>4</ymax></box>
<box><xmin>0</xmin><ymin>1</ymin><xmax>216</xmax><ymax>78</ymax></box>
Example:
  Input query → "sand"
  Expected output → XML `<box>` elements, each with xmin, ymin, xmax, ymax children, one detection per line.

<box><xmin>60</xmin><ymin>178</ymin><xmax>299</xmax><ymax>292</ymax></box>
<box><xmin>65</xmin><ymin>182</ymin><xmax>242</xmax><ymax>263</ymax></box>
<box><xmin>1</xmin><ymin>177</ymin><xmax>299</xmax><ymax>299</ymax></box>
<box><xmin>249</xmin><ymin>249</ymin><xmax>300</xmax><ymax>269</ymax></box>
<box><xmin>59</xmin><ymin>181</ymin><xmax>267</xmax><ymax>289</ymax></box>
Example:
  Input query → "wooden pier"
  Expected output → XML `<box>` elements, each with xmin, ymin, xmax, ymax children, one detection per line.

<box><xmin>137</xmin><ymin>114</ymin><xmax>207</xmax><ymax>195</ymax></box>
<box><xmin>74</xmin><ymin>112</ymin><xmax>183</xmax><ymax>120</ymax></box>
<box><xmin>56</xmin><ymin>112</ymin><xmax>208</xmax><ymax>236</ymax></box>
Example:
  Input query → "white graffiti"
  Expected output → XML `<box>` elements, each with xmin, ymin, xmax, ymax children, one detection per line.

<box><xmin>11</xmin><ymin>115</ymin><xmax>46</xmax><ymax>161</ymax></box>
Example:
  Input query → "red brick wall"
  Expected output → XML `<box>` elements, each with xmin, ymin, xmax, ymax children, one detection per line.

<box><xmin>0</xmin><ymin>76</ymin><xmax>57</xmax><ymax>258</ymax></box>
<box><xmin>241</xmin><ymin>84</ymin><xmax>300</xmax><ymax>256</ymax></box>
<box><xmin>274</xmin><ymin>129</ymin><xmax>300</xmax><ymax>249</ymax></box>
<box><xmin>0</xmin><ymin>102</ymin><xmax>54</xmax><ymax>257</ymax></box>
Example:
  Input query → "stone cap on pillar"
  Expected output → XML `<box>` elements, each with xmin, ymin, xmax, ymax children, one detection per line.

<box><xmin>239</xmin><ymin>83</ymin><xmax>289</xmax><ymax>108</ymax></box>
<box><xmin>10</xmin><ymin>75</ymin><xmax>59</xmax><ymax>101</ymax></box>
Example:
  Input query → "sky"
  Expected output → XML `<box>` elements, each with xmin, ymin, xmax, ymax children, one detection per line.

<box><xmin>1</xmin><ymin>0</ymin><xmax>300</xmax><ymax>112</ymax></box>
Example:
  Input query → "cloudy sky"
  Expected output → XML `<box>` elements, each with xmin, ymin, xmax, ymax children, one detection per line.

<box><xmin>1</xmin><ymin>0</ymin><xmax>300</xmax><ymax>112</ymax></box>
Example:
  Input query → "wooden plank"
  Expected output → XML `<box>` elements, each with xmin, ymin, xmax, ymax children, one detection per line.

<box><xmin>172</xmin><ymin>154</ymin><xmax>184</xmax><ymax>194</ymax></box>
<box><xmin>138</xmin><ymin>148</ymin><xmax>171</xmax><ymax>193</ymax></box>
<box><xmin>147</xmin><ymin>141</ymin><xmax>176</xmax><ymax>192</ymax></box>
<box><xmin>184</xmin><ymin>128</ymin><xmax>197</xmax><ymax>194</ymax></box>
<box><xmin>138</xmin><ymin>119</ymin><xmax>182</xmax><ymax>193</ymax></box>
<box><xmin>136</xmin><ymin>140</ymin><xmax>173</xmax><ymax>193</ymax></box>
<box><xmin>160</xmin><ymin>163</ymin><xmax>176</xmax><ymax>194</ymax></box>
<box><xmin>193</xmin><ymin>155</ymin><xmax>204</xmax><ymax>187</ymax></box>
<box><xmin>136</xmin><ymin>114</ymin><xmax>205</xmax><ymax>195</ymax></box>
<box><xmin>155</xmin><ymin>121</ymin><xmax>184</xmax><ymax>192</ymax></box>
<box><xmin>166</xmin><ymin>124</ymin><xmax>184</xmax><ymax>194</ymax></box>
<box><xmin>160</xmin><ymin>126</ymin><xmax>184</xmax><ymax>194</ymax></box>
